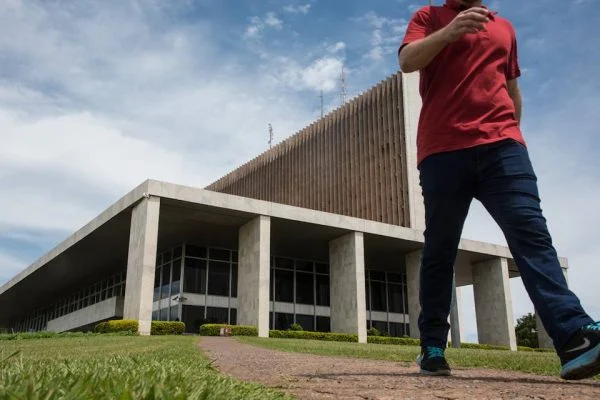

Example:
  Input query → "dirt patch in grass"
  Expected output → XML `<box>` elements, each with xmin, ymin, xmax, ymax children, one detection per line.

<box><xmin>199</xmin><ymin>337</ymin><xmax>600</xmax><ymax>400</ymax></box>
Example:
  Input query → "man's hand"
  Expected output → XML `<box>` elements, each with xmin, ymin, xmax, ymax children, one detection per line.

<box><xmin>439</xmin><ymin>7</ymin><xmax>490</xmax><ymax>43</ymax></box>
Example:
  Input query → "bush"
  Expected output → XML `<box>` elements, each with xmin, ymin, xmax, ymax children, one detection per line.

<box><xmin>367</xmin><ymin>327</ymin><xmax>380</xmax><ymax>337</ymax></box>
<box><xmin>368</xmin><ymin>336</ymin><xmax>420</xmax><ymax>346</ymax></box>
<box><xmin>199</xmin><ymin>324</ymin><xmax>258</xmax><ymax>337</ymax></box>
<box><xmin>269</xmin><ymin>330</ymin><xmax>358</xmax><ymax>342</ymax></box>
<box><xmin>289</xmin><ymin>323</ymin><xmax>303</xmax><ymax>331</ymax></box>
<box><xmin>95</xmin><ymin>320</ymin><xmax>139</xmax><ymax>334</ymax></box>
<box><xmin>151</xmin><ymin>321</ymin><xmax>185</xmax><ymax>335</ymax></box>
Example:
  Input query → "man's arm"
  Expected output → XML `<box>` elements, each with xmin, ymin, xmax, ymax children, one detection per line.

<box><xmin>507</xmin><ymin>79</ymin><xmax>521</xmax><ymax>124</ymax></box>
<box><xmin>399</xmin><ymin>7</ymin><xmax>490</xmax><ymax>73</ymax></box>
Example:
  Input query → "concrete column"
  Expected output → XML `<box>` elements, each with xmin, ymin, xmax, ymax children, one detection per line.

<box><xmin>536</xmin><ymin>267</ymin><xmax>568</xmax><ymax>349</ymax></box>
<box><xmin>473</xmin><ymin>257</ymin><xmax>517</xmax><ymax>350</ymax></box>
<box><xmin>401</xmin><ymin>72</ymin><xmax>425</xmax><ymax>231</ymax></box>
<box><xmin>449</xmin><ymin>279</ymin><xmax>464</xmax><ymax>347</ymax></box>
<box><xmin>329</xmin><ymin>232</ymin><xmax>367</xmax><ymax>343</ymax></box>
<box><xmin>405</xmin><ymin>250</ymin><xmax>421</xmax><ymax>340</ymax></box>
<box><xmin>123</xmin><ymin>196</ymin><xmax>160</xmax><ymax>335</ymax></box>
<box><xmin>237</xmin><ymin>216</ymin><xmax>270</xmax><ymax>338</ymax></box>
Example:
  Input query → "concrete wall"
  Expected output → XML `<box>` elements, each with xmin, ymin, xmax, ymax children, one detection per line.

<box><xmin>329</xmin><ymin>232</ymin><xmax>367</xmax><ymax>343</ymax></box>
<box><xmin>473</xmin><ymin>258</ymin><xmax>517</xmax><ymax>350</ymax></box>
<box><xmin>237</xmin><ymin>216</ymin><xmax>270</xmax><ymax>338</ymax></box>
<box><xmin>47</xmin><ymin>296</ymin><xmax>124</xmax><ymax>333</ymax></box>
<box><xmin>123</xmin><ymin>196</ymin><xmax>160</xmax><ymax>335</ymax></box>
<box><xmin>206</xmin><ymin>72</ymin><xmax>411</xmax><ymax>227</ymax></box>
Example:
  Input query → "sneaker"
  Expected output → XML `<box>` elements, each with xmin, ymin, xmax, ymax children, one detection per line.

<box><xmin>416</xmin><ymin>346</ymin><xmax>451</xmax><ymax>376</ymax></box>
<box><xmin>559</xmin><ymin>321</ymin><xmax>600</xmax><ymax>380</ymax></box>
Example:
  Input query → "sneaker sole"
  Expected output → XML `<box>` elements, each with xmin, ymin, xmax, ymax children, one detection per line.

<box><xmin>420</xmin><ymin>368</ymin><xmax>451</xmax><ymax>376</ymax></box>
<box><xmin>561</xmin><ymin>343</ymin><xmax>600</xmax><ymax>380</ymax></box>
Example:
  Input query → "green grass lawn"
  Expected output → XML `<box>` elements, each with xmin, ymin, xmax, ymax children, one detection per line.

<box><xmin>0</xmin><ymin>335</ymin><xmax>291</xmax><ymax>400</ymax></box>
<box><xmin>238</xmin><ymin>337</ymin><xmax>596</xmax><ymax>379</ymax></box>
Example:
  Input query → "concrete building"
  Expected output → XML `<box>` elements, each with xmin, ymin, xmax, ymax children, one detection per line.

<box><xmin>0</xmin><ymin>72</ymin><xmax>562</xmax><ymax>349</ymax></box>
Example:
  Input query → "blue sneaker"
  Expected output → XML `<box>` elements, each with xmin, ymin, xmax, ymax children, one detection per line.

<box><xmin>417</xmin><ymin>346</ymin><xmax>451</xmax><ymax>376</ymax></box>
<box><xmin>559</xmin><ymin>322</ymin><xmax>600</xmax><ymax>380</ymax></box>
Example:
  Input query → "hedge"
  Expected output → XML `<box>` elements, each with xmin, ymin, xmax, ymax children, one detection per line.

<box><xmin>368</xmin><ymin>336</ymin><xmax>420</xmax><ymax>346</ymax></box>
<box><xmin>269</xmin><ymin>330</ymin><xmax>359</xmax><ymax>342</ymax></box>
<box><xmin>199</xmin><ymin>324</ymin><xmax>258</xmax><ymax>337</ymax></box>
<box><xmin>95</xmin><ymin>320</ymin><xmax>185</xmax><ymax>335</ymax></box>
<box><xmin>151</xmin><ymin>321</ymin><xmax>185</xmax><ymax>335</ymax></box>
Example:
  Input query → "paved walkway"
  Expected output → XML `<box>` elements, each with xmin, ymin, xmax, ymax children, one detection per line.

<box><xmin>199</xmin><ymin>337</ymin><xmax>600</xmax><ymax>399</ymax></box>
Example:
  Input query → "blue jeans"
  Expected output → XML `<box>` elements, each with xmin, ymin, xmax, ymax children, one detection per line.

<box><xmin>418</xmin><ymin>139</ymin><xmax>593</xmax><ymax>351</ymax></box>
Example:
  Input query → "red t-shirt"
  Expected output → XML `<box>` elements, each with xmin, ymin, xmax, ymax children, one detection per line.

<box><xmin>400</xmin><ymin>0</ymin><xmax>525</xmax><ymax>165</ymax></box>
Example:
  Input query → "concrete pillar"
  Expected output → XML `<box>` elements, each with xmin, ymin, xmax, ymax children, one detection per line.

<box><xmin>405</xmin><ymin>250</ymin><xmax>421</xmax><ymax>340</ymax></box>
<box><xmin>329</xmin><ymin>232</ymin><xmax>367</xmax><ymax>343</ymax></box>
<box><xmin>536</xmin><ymin>267</ymin><xmax>568</xmax><ymax>349</ymax></box>
<box><xmin>123</xmin><ymin>196</ymin><xmax>160</xmax><ymax>335</ymax></box>
<box><xmin>449</xmin><ymin>279</ymin><xmax>464</xmax><ymax>348</ymax></box>
<box><xmin>401</xmin><ymin>72</ymin><xmax>425</xmax><ymax>231</ymax></box>
<box><xmin>473</xmin><ymin>257</ymin><xmax>517</xmax><ymax>350</ymax></box>
<box><xmin>237</xmin><ymin>216</ymin><xmax>270</xmax><ymax>338</ymax></box>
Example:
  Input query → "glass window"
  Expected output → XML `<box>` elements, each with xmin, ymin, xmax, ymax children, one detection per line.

<box><xmin>154</xmin><ymin>267</ymin><xmax>161</xmax><ymax>301</ymax></box>
<box><xmin>389</xmin><ymin>322</ymin><xmax>406</xmax><ymax>337</ymax></box>
<box><xmin>173</xmin><ymin>246</ymin><xmax>182</xmax><ymax>259</ymax></box>
<box><xmin>315</xmin><ymin>275</ymin><xmax>330</xmax><ymax>306</ymax></box>
<box><xmin>315</xmin><ymin>263</ymin><xmax>329</xmax><ymax>274</ymax></box>
<box><xmin>372</xmin><ymin>320</ymin><xmax>388</xmax><ymax>336</ymax></box>
<box><xmin>370</xmin><ymin>280</ymin><xmax>387</xmax><ymax>312</ymax></box>
<box><xmin>388</xmin><ymin>283</ymin><xmax>404</xmax><ymax>313</ymax></box>
<box><xmin>270</xmin><ymin>268</ymin><xmax>274</xmax><ymax>301</ymax></box>
<box><xmin>295</xmin><ymin>272</ymin><xmax>314</xmax><ymax>305</ymax></box>
<box><xmin>387</xmin><ymin>272</ymin><xmax>402</xmax><ymax>284</ymax></box>
<box><xmin>275</xmin><ymin>257</ymin><xmax>294</xmax><ymax>270</ymax></box>
<box><xmin>370</xmin><ymin>271</ymin><xmax>385</xmax><ymax>281</ymax></box>
<box><xmin>171</xmin><ymin>262</ymin><xmax>181</xmax><ymax>296</ymax></box>
<box><xmin>161</xmin><ymin>263</ymin><xmax>171</xmax><ymax>299</ymax></box>
<box><xmin>207</xmin><ymin>261</ymin><xmax>230</xmax><ymax>296</ymax></box>
<box><xmin>269</xmin><ymin>312</ymin><xmax>274</xmax><ymax>330</ymax></box>
<box><xmin>152</xmin><ymin>310</ymin><xmax>159</xmax><ymax>321</ymax></box>
<box><xmin>275</xmin><ymin>269</ymin><xmax>294</xmax><ymax>302</ymax></box>
<box><xmin>316</xmin><ymin>316</ymin><xmax>330</xmax><ymax>332</ymax></box>
<box><xmin>163</xmin><ymin>250</ymin><xmax>172</xmax><ymax>262</ymax></box>
<box><xmin>209</xmin><ymin>248</ymin><xmax>230</xmax><ymax>262</ymax></box>
<box><xmin>232</xmin><ymin>251</ymin><xmax>238</xmax><ymax>262</ymax></box>
<box><xmin>159</xmin><ymin>307</ymin><xmax>169</xmax><ymax>321</ymax></box>
<box><xmin>295</xmin><ymin>314</ymin><xmax>314</xmax><ymax>331</ymax></box>
<box><xmin>182</xmin><ymin>305</ymin><xmax>206</xmax><ymax>333</ymax></box>
<box><xmin>184</xmin><ymin>258</ymin><xmax>207</xmax><ymax>294</ymax></box>
<box><xmin>186</xmin><ymin>245</ymin><xmax>207</xmax><ymax>258</ymax></box>
<box><xmin>365</xmin><ymin>280</ymin><xmax>370</xmax><ymax>310</ymax></box>
<box><xmin>274</xmin><ymin>312</ymin><xmax>293</xmax><ymax>330</ymax></box>
<box><xmin>295</xmin><ymin>260</ymin><xmax>313</xmax><ymax>272</ymax></box>
<box><xmin>206</xmin><ymin>307</ymin><xmax>229</xmax><ymax>324</ymax></box>
<box><xmin>230</xmin><ymin>308</ymin><xmax>237</xmax><ymax>325</ymax></box>
<box><xmin>169</xmin><ymin>306</ymin><xmax>179</xmax><ymax>321</ymax></box>
<box><xmin>156</xmin><ymin>253</ymin><xmax>162</xmax><ymax>266</ymax></box>
<box><xmin>231</xmin><ymin>264</ymin><xmax>238</xmax><ymax>298</ymax></box>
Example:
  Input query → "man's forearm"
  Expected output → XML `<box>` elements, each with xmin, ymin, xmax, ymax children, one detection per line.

<box><xmin>398</xmin><ymin>29</ymin><xmax>449</xmax><ymax>73</ymax></box>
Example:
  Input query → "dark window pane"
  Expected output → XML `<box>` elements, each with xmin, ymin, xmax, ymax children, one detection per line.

<box><xmin>210</xmin><ymin>248</ymin><xmax>230</xmax><ymax>262</ymax></box>
<box><xmin>269</xmin><ymin>312</ymin><xmax>273</xmax><ymax>330</ymax></box>
<box><xmin>370</xmin><ymin>281</ymin><xmax>387</xmax><ymax>312</ymax></box>
<box><xmin>388</xmin><ymin>283</ymin><xmax>404</xmax><ymax>313</ymax></box>
<box><xmin>152</xmin><ymin>310</ymin><xmax>158</xmax><ymax>321</ymax></box>
<box><xmin>161</xmin><ymin>264</ymin><xmax>171</xmax><ymax>299</ymax></box>
<box><xmin>186</xmin><ymin>245</ymin><xmax>207</xmax><ymax>258</ymax></box>
<box><xmin>295</xmin><ymin>260</ymin><xmax>313</xmax><ymax>272</ymax></box>
<box><xmin>315</xmin><ymin>275</ymin><xmax>330</xmax><ymax>306</ymax></box>
<box><xmin>170</xmin><ymin>306</ymin><xmax>179</xmax><ymax>321</ymax></box>
<box><xmin>405</xmin><ymin>323</ymin><xmax>410</xmax><ymax>337</ymax></box>
<box><xmin>270</xmin><ymin>268</ymin><xmax>274</xmax><ymax>301</ymax></box>
<box><xmin>160</xmin><ymin>307</ymin><xmax>169</xmax><ymax>321</ymax></box>
<box><xmin>156</xmin><ymin>253</ymin><xmax>162</xmax><ymax>266</ymax></box>
<box><xmin>372</xmin><ymin>320</ymin><xmax>388</xmax><ymax>336</ymax></box>
<box><xmin>275</xmin><ymin>269</ymin><xmax>294</xmax><ymax>302</ymax></box>
<box><xmin>315</xmin><ymin>263</ymin><xmax>329</xmax><ymax>274</ymax></box>
<box><xmin>295</xmin><ymin>314</ymin><xmax>314</xmax><ymax>331</ymax></box>
<box><xmin>184</xmin><ymin>258</ymin><xmax>207</xmax><ymax>294</ymax></box>
<box><xmin>182</xmin><ymin>305</ymin><xmax>206</xmax><ymax>333</ymax></box>
<box><xmin>154</xmin><ymin>266</ymin><xmax>161</xmax><ymax>300</ymax></box>
<box><xmin>275</xmin><ymin>257</ymin><xmax>293</xmax><ymax>270</ymax></box>
<box><xmin>389</xmin><ymin>322</ymin><xmax>406</xmax><ymax>337</ymax></box>
<box><xmin>163</xmin><ymin>250</ymin><xmax>172</xmax><ymax>262</ymax></box>
<box><xmin>231</xmin><ymin>264</ymin><xmax>238</xmax><ymax>297</ymax></box>
<box><xmin>387</xmin><ymin>272</ymin><xmax>402</xmax><ymax>284</ymax></box>
<box><xmin>171</xmin><ymin>263</ymin><xmax>181</xmax><ymax>296</ymax></box>
<box><xmin>295</xmin><ymin>272</ymin><xmax>314</xmax><ymax>304</ymax></box>
<box><xmin>274</xmin><ymin>313</ymin><xmax>293</xmax><ymax>330</ymax></box>
<box><xmin>316</xmin><ymin>316</ymin><xmax>330</xmax><ymax>332</ymax></box>
<box><xmin>365</xmin><ymin>279</ymin><xmax>370</xmax><ymax>310</ymax></box>
<box><xmin>232</xmin><ymin>251</ymin><xmax>238</xmax><ymax>262</ymax></box>
<box><xmin>173</xmin><ymin>246</ymin><xmax>182</xmax><ymax>259</ymax></box>
<box><xmin>230</xmin><ymin>308</ymin><xmax>237</xmax><ymax>325</ymax></box>
<box><xmin>206</xmin><ymin>307</ymin><xmax>228</xmax><ymax>324</ymax></box>
<box><xmin>370</xmin><ymin>271</ymin><xmax>385</xmax><ymax>281</ymax></box>
<box><xmin>207</xmin><ymin>261</ymin><xmax>230</xmax><ymax>296</ymax></box>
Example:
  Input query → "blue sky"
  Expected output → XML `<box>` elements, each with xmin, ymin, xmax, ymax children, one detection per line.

<box><xmin>1</xmin><ymin>0</ymin><xmax>599</xmax><ymax>341</ymax></box>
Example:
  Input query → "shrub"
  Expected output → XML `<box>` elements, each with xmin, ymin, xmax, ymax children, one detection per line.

<box><xmin>367</xmin><ymin>327</ymin><xmax>380</xmax><ymax>337</ymax></box>
<box><xmin>269</xmin><ymin>330</ymin><xmax>358</xmax><ymax>342</ymax></box>
<box><xmin>95</xmin><ymin>320</ymin><xmax>138</xmax><ymax>334</ymax></box>
<box><xmin>199</xmin><ymin>324</ymin><xmax>258</xmax><ymax>337</ymax></box>
<box><xmin>151</xmin><ymin>321</ymin><xmax>185</xmax><ymax>335</ymax></box>
<box><xmin>368</xmin><ymin>336</ymin><xmax>420</xmax><ymax>346</ymax></box>
<box><xmin>289</xmin><ymin>323</ymin><xmax>303</xmax><ymax>331</ymax></box>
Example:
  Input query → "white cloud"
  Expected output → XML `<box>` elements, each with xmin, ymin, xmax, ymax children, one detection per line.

<box><xmin>283</xmin><ymin>4</ymin><xmax>312</xmax><ymax>14</ymax></box>
<box><xmin>328</xmin><ymin>41</ymin><xmax>346</xmax><ymax>54</ymax></box>
<box><xmin>244</xmin><ymin>12</ymin><xmax>283</xmax><ymax>39</ymax></box>
<box><xmin>355</xmin><ymin>12</ymin><xmax>407</xmax><ymax>61</ymax></box>
<box><xmin>274</xmin><ymin>56</ymin><xmax>344</xmax><ymax>93</ymax></box>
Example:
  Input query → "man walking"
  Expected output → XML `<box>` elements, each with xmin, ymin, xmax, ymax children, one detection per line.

<box><xmin>398</xmin><ymin>0</ymin><xmax>599</xmax><ymax>380</ymax></box>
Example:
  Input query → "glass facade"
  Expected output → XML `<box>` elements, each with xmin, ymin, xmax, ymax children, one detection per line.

<box><xmin>152</xmin><ymin>246</ymin><xmax>184</xmax><ymax>322</ymax></box>
<box><xmin>365</xmin><ymin>269</ymin><xmax>410</xmax><ymax>337</ymax></box>
<box><xmin>11</xmin><ymin>270</ymin><xmax>126</xmax><ymax>333</ymax></box>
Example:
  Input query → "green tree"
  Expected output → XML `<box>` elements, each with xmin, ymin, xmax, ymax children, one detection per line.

<box><xmin>515</xmin><ymin>312</ymin><xmax>539</xmax><ymax>348</ymax></box>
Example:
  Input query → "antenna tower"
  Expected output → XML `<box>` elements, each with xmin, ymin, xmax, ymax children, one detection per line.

<box><xmin>268</xmin><ymin>123</ymin><xmax>273</xmax><ymax>149</ymax></box>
